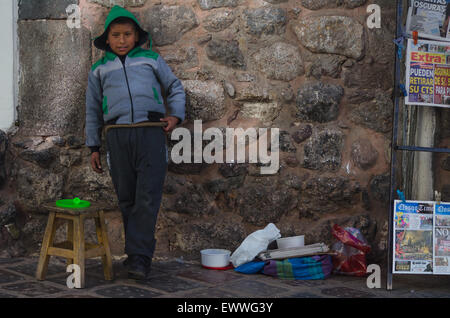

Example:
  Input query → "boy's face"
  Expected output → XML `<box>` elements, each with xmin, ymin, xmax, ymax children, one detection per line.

<box><xmin>106</xmin><ymin>23</ymin><xmax>139</xmax><ymax>56</ymax></box>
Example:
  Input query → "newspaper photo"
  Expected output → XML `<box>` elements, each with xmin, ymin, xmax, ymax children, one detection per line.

<box><xmin>406</xmin><ymin>0</ymin><xmax>450</xmax><ymax>41</ymax></box>
<box><xmin>434</xmin><ymin>203</ymin><xmax>450</xmax><ymax>274</ymax></box>
<box><xmin>393</xmin><ymin>200</ymin><xmax>434</xmax><ymax>274</ymax></box>
<box><xmin>406</xmin><ymin>38</ymin><xmax>450</xmax><ymax>108</ymax></box>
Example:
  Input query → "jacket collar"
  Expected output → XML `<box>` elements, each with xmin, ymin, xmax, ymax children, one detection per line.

<box><xmin>105</xmin><ymin>46</ymin><xmax>141</xmax><ymax>61</ymax></box>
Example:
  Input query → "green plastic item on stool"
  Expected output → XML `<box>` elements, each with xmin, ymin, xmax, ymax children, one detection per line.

<box><xmin>55</xmin><ymin>197</ymin><xmax>91</xmax><ymax>209</ymax></box>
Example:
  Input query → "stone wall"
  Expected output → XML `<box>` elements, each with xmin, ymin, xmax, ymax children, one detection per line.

<box><xmin>4</xmin><ymin>0</ymin><xmax>396</xmax><ymax>262</ymax></box>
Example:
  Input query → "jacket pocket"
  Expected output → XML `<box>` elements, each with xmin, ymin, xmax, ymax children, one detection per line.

<box><xmin>152</xmin><ymin>87</ymin><xmax>162</xmax><ymax>105</ymax></box>
<box><xmin>102</xmin><ymin>96</ymin><xmax>108</xmax><ymax>114</ymax></box>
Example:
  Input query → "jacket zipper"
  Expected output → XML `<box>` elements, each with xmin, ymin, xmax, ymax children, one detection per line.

<box><xmin>121</xmin><ymin>58</ymin><xmax>134</xmax><ymax>123</ymax></box>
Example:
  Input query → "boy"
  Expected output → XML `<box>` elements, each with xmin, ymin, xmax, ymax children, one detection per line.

<box><xmin>85</xmin><ymin>5</ymin><xmax>186</xmax><ymax>279</ymax></box>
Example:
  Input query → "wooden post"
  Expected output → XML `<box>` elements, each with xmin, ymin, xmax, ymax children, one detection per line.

<box><xmin>73</xmin><ymin>215</ymin><xmax>85</xmax><ymax>288</ymax></box>
<box><xmin>36</xmin><ymin>211</ymin><xmax>57</xmax><ymax>280</ymax></box>
<box><xmin>95</xmin><ymin>211</ymin><xmax>114</xmax><ymax>280</ymax></box>
<box><xmin>66</xmin><ymin>219</ymin><xmax>74</xmax><ymax>266</ymax></box>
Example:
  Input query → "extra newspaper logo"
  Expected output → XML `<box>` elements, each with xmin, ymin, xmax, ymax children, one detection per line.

<box><xmin>411</xmin><ymin>52</ymin><xmax>446</xmax><ymax>63</ymax></box>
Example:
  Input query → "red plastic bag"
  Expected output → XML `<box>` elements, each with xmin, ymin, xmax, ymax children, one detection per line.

<box><xmin>331</xmin><ymin>224</ymin><xmax>371</xmax><ymax>277</ymax></box>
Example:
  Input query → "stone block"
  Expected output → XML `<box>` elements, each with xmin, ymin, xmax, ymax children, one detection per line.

<box><xmin>295</xmin><ymin>82</ymin><xmax>344</xmax><ymax>123</ymax></box>
<box><xmin>236</xmin><ymin>183</ymin><xmax>297</xmax><ymax>226</ymax></box>
<box><xmin>142</xmin><ymin>5</ymin><xmax>198</xmax><ymax>46</ymax></box>
<box><xmin>19</xmin><ymin>0</ymin><xmax>79</xmax><ymax>20</ymax></box>
<box><xmin>303</xmin><ymin>128</ymin><xmax>343</xmax><ymax>171</ymax></box>
<box><xmin>198</xmin><ymin>0</ymin><xmax>239</xmax><ymax>10</ymax></box>
<box><xmin>298</xmin><ymin>176</ymin><xmax>361</xmax><ymax>215</ymax></box>
<box><xmin>183</xmin><ymin>80</ymin><xmax>226</xmax><ymax>122</ymax></box>
<box><xmin>351</xmin><ymin>139</ymin><xmax>379</xmax><ymax>170</ymax></box>
<box><xmin>244</xmin><ymin>7</ymin><xmax>287</xmax><ymax>36</ymax></box>
<box><xmin>206</xmin><ymin>38</ymin><xmax>246</xmax><ymax>69</ymax></box>
<box><xmin>253</xmin><ymin>42</ymin><xmax>304</xmax><ymax>81</ymax></box>
<box><xmin>203</xmin><ymin>9</ymin><xmax>236</xmax><ymax>32</ymax></box>
<box><xmin>18</xmin><ymin>20</ymin><xmax>91</xmax><ymax>136</ymax></box>
<box><xmin>349</xmin><ymin>91</ymin><xmax>392</xmax><ymax>133</ymax></box>
<box><xmin>293</xmin><ymin>16</ymin><xmax>364</xmax><ymax>60</ymax></box>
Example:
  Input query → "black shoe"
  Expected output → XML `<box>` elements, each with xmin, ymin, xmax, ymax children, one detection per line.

<box><xmin>127</xmin><ymin>255</ymin><xmax>151</xmax><ymax>280</ymax></box>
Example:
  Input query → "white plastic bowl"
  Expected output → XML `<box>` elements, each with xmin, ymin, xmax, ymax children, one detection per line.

<box><xmin>200</xmin><ymin>249</ymin><xmax>231</xmax><ymax>268</ymax></box>
<box><xmin>276</xmin><ymin>235</ymin><xmax>305</xmax><ymax>249</ymax></box>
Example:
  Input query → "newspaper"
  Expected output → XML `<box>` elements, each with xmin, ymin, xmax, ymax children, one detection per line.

<box><xmin>257</xmin><ymin>243</ymin><xmax>330</xmax><ymax>261</ymax></box>
<box><xmin>393</xmin><ymin>200</ymin><xmax>434</xmax><ymax>274</ymax></box>
<box><xmin>405</xmin><ymin>38</ymin><xmax>450</xmax><ymax>108</ymax></box>
<box><xmin>406</xmin><ymin>0</ymin><xmax>450</xmax><ymax>41</ymax></box>
<box><xmin>434</xmin><ymin>203</ymin><xmax>450</xmax><ymax>274</ymax></box>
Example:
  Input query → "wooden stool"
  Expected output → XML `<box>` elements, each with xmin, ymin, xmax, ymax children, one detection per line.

<box><xmin>36</xmin><ymin>202</ymin><xmax>114</xmax><ymax>288</ymax></box>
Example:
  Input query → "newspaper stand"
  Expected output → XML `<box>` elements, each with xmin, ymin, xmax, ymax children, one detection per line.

<box><xmin>388</xmin><ymin>0</ymin><xmax>450</xmax><ymax>290</ymax></box>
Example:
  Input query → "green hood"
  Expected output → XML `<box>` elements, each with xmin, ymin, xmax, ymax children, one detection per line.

<box><xmin>94</xmin><ymin>5</ymin><xmax>151</xmax><ymax>51</ymax></box>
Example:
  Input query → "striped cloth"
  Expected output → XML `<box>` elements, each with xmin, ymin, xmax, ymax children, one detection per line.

<box><xmin>234</xmin><ymin>255</ymin><xmax>333</xmax><ymax>280</ymax></box>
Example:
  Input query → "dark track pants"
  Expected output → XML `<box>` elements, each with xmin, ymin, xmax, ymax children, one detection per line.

<box><xmin>106</xmin><ymin>126</ymin><xmax>167</xmax><ymax>260</ymax></box>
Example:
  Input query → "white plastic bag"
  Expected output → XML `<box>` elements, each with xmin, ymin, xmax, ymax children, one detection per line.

<box><xmin>230</xmin><ymin>223</ymin><xmax>281</xmax><ymax>267</ymax></box>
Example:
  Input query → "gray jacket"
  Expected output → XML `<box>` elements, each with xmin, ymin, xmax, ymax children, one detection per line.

<box><xmin>85</xmin><ymin>46</ymin><xmax>186</xmax><ymax>148</ymax></box>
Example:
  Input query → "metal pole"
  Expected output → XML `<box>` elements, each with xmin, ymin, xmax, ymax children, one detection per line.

<box><xmin>396</xmin><ymin>145</ymin><xmax>450</xmax><ymax>153</ymax></box>
<box><xmin>387</xmin><ymin>0</ymin><xmax>403</xmax><ymax>291</ymax></box>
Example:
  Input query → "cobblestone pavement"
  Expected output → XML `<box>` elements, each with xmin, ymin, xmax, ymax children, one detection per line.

<box><xmin>1</xmin><ymin>256</ymin><xmax>450</xmax><ymax>298</ymax></box>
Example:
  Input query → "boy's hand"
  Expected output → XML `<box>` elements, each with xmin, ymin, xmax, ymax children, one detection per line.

<box><xmin>91</xmin><ymin>152</ymin><xmax>104</xmax><ymax>174</ymax></box>
<box><xmin>160</xmin><ymin>116</ymin><xmax>179</xmax><ymax>133</ymax></box>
